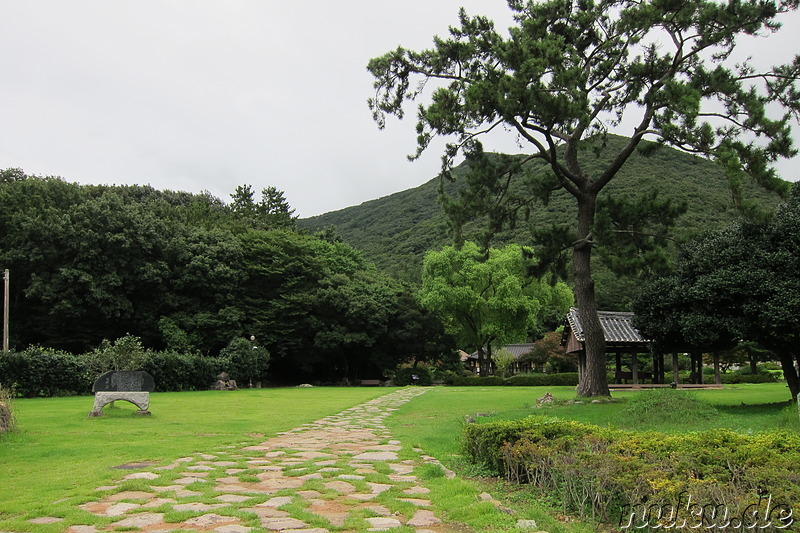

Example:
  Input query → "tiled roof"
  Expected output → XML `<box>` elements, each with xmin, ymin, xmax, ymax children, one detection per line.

<box><xmin>563</xmin><ymin>307</ymin><xmax>648</xmax><ymax>345</ymax></box>
<box><xmin>467</xmin><ymin>343</ymin><xmax>536</xmax><ymax>360</ymax></box>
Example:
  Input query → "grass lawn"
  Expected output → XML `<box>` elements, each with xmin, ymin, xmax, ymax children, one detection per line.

<box><xmin>384</xmin><ymin>383</ymin><xmax>799</xmax><ymax>532</ymax></box>
<box><xmin>386</xmin><ymin>383</ymin><xmax>798</xmax><ymax>461</ymax></box>
<box><xmin>0</xmin><ymin>387</ymin><xmax>388</xmax><ymax>530</ymax></box>
<box><xmin>1</xmin><ymin>383</ymin><xmax>795</xmax><ymax>532</ymax></box>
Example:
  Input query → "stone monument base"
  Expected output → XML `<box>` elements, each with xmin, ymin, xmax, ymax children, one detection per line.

<box><xmin>89</xmin><ymin>391</ymin><xmax>150</xmax><ymax>417</ymax></box>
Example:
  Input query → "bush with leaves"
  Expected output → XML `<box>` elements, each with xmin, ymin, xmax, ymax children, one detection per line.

<box><xmin>464</xmin><ymin>416</ymin><xmax>800</xmax><ymax>526</ymax></box>
<box><xmin>82</xmin><ymin>335</ymin><xmax>151</xmax><ymax>378</ymax></box>
<box><xmin>449</xmin><ymin>373</ymin><xmax>580</xmax><ymax>387</ymax></box>
<box><xmin>0</xmin><ymin>385</ymin><xmax>15</xmax><ymax>434</ymax></box>
<box><xmin>142</xmin><ymin>350</ymin><xmax>224</xmax><ymax>392</ymax></box>
<box><xmin>0</xmin><ymin>347</ymin><xmax>90</xmax><ymax>397</ymax></box>
<box><xmin>219</xmin><ymin>337</ymin><xmax>270</xmax><ymax>386</ymax></box>
<box><xmin>393</xmin><ymin>365</ymin><xmax>433</xmax><ymax>386</ymax></box>
<box><xmin>492</xmin><ymin>348</ymin><xmax>516</xmax><ymax>379</ymax></box>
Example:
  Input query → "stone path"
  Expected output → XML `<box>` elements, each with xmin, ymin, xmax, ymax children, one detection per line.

<box><xmin>53</xmin><ymin>388</ymin><xmax>481</xmax><ymax>533</ymax></box>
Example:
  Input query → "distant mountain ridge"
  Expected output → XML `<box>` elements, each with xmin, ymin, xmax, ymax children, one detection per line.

<box><xmin>299</xmin><ymin>135</ymin><xmax>783</xmax><ymax>307</ymax></box>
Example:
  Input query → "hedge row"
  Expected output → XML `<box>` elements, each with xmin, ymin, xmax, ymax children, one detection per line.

<box><xmin>462</xmin><ymin>416</ymin><xmax>799</xmax><ymax>526</ymax></box>
<box><xmin>0</xmin><ymin>347</ymin><xmax>262</xmax><ymax>397</ymax></box>
<box><xmin>448</xmin><ymin>371</ymin><xmax>773</xmax><ymax>387</ymax></box>
<box><xmin>449</xmin><ymin>373</ymin><xmax>580</xmax><ymax>387</ymax></box>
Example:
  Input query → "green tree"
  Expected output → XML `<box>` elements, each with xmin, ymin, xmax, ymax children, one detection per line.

<box><xmin>309</xmin><ymin>270</ymin><xmax>396</xmax><ymax>381</ymax></box>
<box><xmin>634</xmin><ymin>184</ymin><xmax>800</xmax><ymax>401</ymax></box>
<box><xmin>219</xmin><ymin>337</ymin><xmax>270</xmax><ymax>386</ymax></box>
<box><xmin>493</xmin><ymin>348</ymin><xmax>517</xmax><ymax>378</ymax></box>
<box><xmin>230</xmin><ymin>184</ymin><xmax>296</xmax><ymax>230</ymax></box>
<box><xmin>372</xmin><ymin>286</ymin><xmax>458</xmax><ymax>372</ymax></box>
<box><xmin>83</xmin><ymin>334</ymin><xmax>151</xmax><ymax>378</ymax></box>
<box><xmin>419</xmin><ymin>242</ymin><xmax>573</xmax><ymax>375</ymax></box>
<box><xmin>368</xmin><ymin>0</ymin><xmax>799</xmax><ymax>396</ymax></box>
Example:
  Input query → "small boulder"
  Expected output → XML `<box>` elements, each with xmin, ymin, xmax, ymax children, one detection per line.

<box><xmin>536</xmin><ymin>392</ymin><xmax>555</xmax><ymax>405</ymax></box>
<box><xmin>212</xmin><ymin>373</ymin><xmax>237</xmax><ymax>391</ymax></box>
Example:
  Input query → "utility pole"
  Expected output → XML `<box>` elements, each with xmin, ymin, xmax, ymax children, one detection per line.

<box><xmin>3</xmin><ymin>269</ymin><xmax>8</xmax><ymax>352</ymax></box>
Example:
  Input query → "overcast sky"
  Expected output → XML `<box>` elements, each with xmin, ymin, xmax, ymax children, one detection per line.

<box><xmin>1</xmin><ymin>2</ymin><xmax>798</xmax><ymax>218</ymax></box>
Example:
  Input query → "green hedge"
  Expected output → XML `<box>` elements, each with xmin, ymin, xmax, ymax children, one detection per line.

<box><xmin>0</xmin><ymin>347</ymin><xmax>264</xmax><ymax>396</ymax></box>
<box><xmin>141</xmin><ymin>351</ymin><xmax>226</xmax><ymax>392</ymax></box>
<box><xmin>0</xmin><ymin>347</ymin><xmax>92</xmax><ymax>397</ymax></box>
<box><xmin>462</xmin><ymin>416</ymin><xmax>800</xmax><ymax>526</ymax></box>
<box><xmin>720</xmin><ymin>372</ymin><xmax>777</xmax><ymax>384</ymax></box>
<box><xmin>449</xmin><ymin>373</ymin><xmax>579</xmax><ymax>387</ymax></box>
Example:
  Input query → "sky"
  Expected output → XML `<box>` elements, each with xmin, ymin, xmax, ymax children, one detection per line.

<box><xmin>1</xmin><ymin>2</ymin><xmax>798</xmax><ymax>218</ymax></box>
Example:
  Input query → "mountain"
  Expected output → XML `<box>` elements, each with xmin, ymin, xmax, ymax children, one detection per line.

<box><xmin>299</xmin><ymin>135</ymin><xmax>784</xmax><ymax>308</ymax></box>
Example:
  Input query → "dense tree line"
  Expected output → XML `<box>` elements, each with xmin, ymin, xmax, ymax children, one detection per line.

<box><xmin>0</xmin><ymin>169</ymin><xmax>455</xmax><ymax>383</ymax></box>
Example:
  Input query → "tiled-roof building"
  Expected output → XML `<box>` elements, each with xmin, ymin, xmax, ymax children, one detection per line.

<box><xmin>465</xmin><ymin>343</ymin><xmax>542</xmax><ymax>375</ymax></box>
<box><xmin>562</xmin><ymin>307</ymin><xmax>719</xmax><ymax>386</ymax></box>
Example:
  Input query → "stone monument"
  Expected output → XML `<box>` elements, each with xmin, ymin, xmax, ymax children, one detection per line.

<box><xmin>89</xmin><ymin>370</ymin><xmax>155</xmax><ymax>417</ymax></box>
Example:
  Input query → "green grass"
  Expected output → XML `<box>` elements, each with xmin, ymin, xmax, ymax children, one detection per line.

<box><xmin>0</xmin><ymin>387</ymin><xmax>388</xmax><ymax>530</ymax></box>
<box><xmin>386</xmin><ymin>384</ymin><xmax>797</xmax><ymax>453</ymax></box>
<box><xmin>383</xmin><ymin>383</ymin><xmax>799</xmax><ymax>532</ymax></box>
<box><xmin>2</xmin><ymin>383</ymin><xmax>796</xmax><ymax>533</ymax></box>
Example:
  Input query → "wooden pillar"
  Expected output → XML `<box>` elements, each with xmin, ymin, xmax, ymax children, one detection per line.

<box><xmin>692</xmin><ymin>352</ymin><xmax>703</xmax><ymax>384</ymax></box>
<box><xmin>615</xmin><ymin>352</ymin><xmax>622</xmax><ymax>384</ymax></box>
<box><xmin>652</xmin><ymin>354</ymin><xmax>659</xmax><ymax>384</ymax></box>
<box><xmin>672</xmin><ymin>353</ymin><xmax>680</xmax><ymax>385</ymax></box>
<box><xmin>698</xmin><ymin>353</ymin><xmax>704</xmax><ymax>385</ymax></box>
<box><xmin>631</xmin><ymin>352</ymin><xmax>639</xmax><ymax>386</ymax></box>
<box><xmin>658</xmin><ymin>353</ymin><xmax>666</xmax><ymax>384</ymax></box>
<box><xmin>713</xmin><ymin>352</ymin><xmax>721</xmax><ymax>385</ymax></box>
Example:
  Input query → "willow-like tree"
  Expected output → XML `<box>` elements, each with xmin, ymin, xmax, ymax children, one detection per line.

<box><xmin>419</xmin><ymin>242</ymin><xmax>573</xmax><ymax>376</ymax></box>
<box><xmin>368</xmin><ymin>0</ymin><xmax>800</xmax><ymax>396</ymax></box>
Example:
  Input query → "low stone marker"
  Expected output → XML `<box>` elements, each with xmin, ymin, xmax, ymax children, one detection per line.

<box><xmin>89</xmin><ymin>370</ymin><xmax>155</xmax><ymax>417</ymax></box>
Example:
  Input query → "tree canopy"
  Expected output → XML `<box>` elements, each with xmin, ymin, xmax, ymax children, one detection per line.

<box><xmin>633</xmin><ymin>183</ymin><xmax>800</xmax><ymax>401</ymax></box>
<box><xmin>0</xmin><ymin>171</ymin><xmax>451</xmax><ymax>383</ymax></box>
<box><xmin>368</xmin><ymin>0</ymin><xmax>800</xmax><ymax>395</ymax></box>
<box><xmin>419</xmin><ymin>241</ymin><xmax>573</xmax><ymax>375</ymax></box>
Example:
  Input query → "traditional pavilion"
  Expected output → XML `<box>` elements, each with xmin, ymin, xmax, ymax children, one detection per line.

<box><xmin>464</xmin><ymin>343</ymin><xmax>540</xmax><ymax>375</ymax></box>
<box><xmin>561</xmin><ymin>307</ymin><xmax>722</xmax><ymax>387</ymax></box>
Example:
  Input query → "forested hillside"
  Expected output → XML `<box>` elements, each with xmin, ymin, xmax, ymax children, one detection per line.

<box><xmin>300</xmin><ymin>135</ymin><xmax>785</xmax><ymax>308</ymax></box>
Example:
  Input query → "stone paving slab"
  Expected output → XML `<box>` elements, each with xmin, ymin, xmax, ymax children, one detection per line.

<box><xmin>45</xmin><ymin>388</ymin><xmax>519</xmax><ymax>533</ymax></box>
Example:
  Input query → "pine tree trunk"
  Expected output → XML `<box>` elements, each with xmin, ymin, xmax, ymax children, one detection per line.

<box><xmin>573</xmin><ymin>194</ymin><xmax>611</xmax><ymax>397</ymax></box>
<box><xmin>779</xmin><ymin>352</ymin><xmax>799</xmax><ymax>402</ymax></box>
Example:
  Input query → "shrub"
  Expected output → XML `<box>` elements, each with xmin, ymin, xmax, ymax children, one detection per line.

<box><xmin>0</xmin><ymin>385</ymin><xmax>15</xmax><ymax>434</ymax></box>
<box><xmin>449</xmin><ymin>373</ymin><xmax>579</xmax><ymax>387</ymax></box>
<box><xmin>450</xmin><ymin>375</ymin><xmax>506</xmax><ymax>386</ymax></box>
<box><xmin>493</xmin><ymin>348</ymin><xmax>516</xmax><ymax>378</ymax></box>
<box><xmin>0</xmin><ymin>347</ymin><xmax>91</xmax><ymax>397</ymax></box>
<box><xmin>82</xmin><ymin>335</ymin><xmax>150</xmax><ymax>378</ymax></box>
<box><xmin>505</xmin><ymin>373</ymin><xmax>580</xmax><ymax>386</ymax></box>
<box><xmin>142</xmin><ymin>351</ymin><xmax>224</xmax><ymax>392</ymax></box>
<box><xmin>462</xmin><ymin>416</ymin><xmax>800</xmax><ymax>526</ymax></box>
<box><xmin>219</xmin><ymin>337</ymin><xmax>270</xmax><ymax>386</ymax></box>
<box><xmin>393</xmin><ymin>366</ymin><xmax>433</xmax><ymax>386</ymax></box>
<box><xmin>721</xmin><ymin>371</ymin><xmax>777</xmax><ymax>384</ymax></box>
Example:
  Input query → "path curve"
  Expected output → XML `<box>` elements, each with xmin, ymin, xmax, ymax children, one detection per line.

<box><xmin>63</xmin><ymin>387</ymin><xmax>474</xmax><ymax>533</ymax></box>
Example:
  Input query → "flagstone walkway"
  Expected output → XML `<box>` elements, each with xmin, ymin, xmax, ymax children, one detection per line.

<box><xmin>52</xmin><ymin>388</ymin><xmax>485</xmax><ymax>533</ymax></box>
